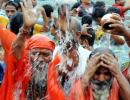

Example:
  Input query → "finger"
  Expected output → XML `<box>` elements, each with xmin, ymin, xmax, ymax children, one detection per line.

<box><xmin>23</xmin><ymin>0</ymin><xmax>28</xmax><ymax>8</ymax></box>
<box><xmin>90</xmin><ymin>53</ymin><xmax>101</xmax><ymax>63</ymax></box>
<box><xmin>104</xmin><ymin>53</ymin><xmax>115</xmax><ymax>59</ymax></box>
<box><xmin>90</xmin><ymin>52</ymin><xmax>100</xmax><ymax>59</ymax></box>
<box><xmin>20</xmin><ymin>2</ymin><xmax>25</xmax><ymax>11</ymax></box>
<box><xmin>110</xmin><ymin>13</ymin><xmax>122</xmax><ymax>21</ymax></box>
<box><xmin>27</xmin><ymin>0</ymin><xmax>33</xmax><ymax>9</ymax></box>
<box><xmin>100</xmin><ymin>56</ymin><xmax>112</xmax><ymax>65</ymax></box>
<box><xmin>100</xmin><ymin>54</ymin><xmax>114</xmax><ymax>64</ymax></box>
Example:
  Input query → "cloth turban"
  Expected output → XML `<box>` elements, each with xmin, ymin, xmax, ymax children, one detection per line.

<box><xmin>26</xmin><ymin>34</ymin><xmax>55</xmax><ymax>52</ymax></box>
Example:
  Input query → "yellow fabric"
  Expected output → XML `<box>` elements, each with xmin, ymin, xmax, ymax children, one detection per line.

<box><xmin>95</xmin><ymin>27</ymin><xmax>104</xmax><ymax>40</ymax></box>
<box><xmin>33</xmin><ymin>24</ymin><xmax>42</xmax><ymax>35</ymax></box>
<box><xmin>0</xmin><ymin>16</ymin><xmax>9</xmax><ymax>27</ymax></box>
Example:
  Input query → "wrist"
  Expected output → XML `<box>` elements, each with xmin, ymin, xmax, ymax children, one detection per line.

<box><xmin>115</xmin><ymin>71</ymin><xmax>123</xmax><ymax>80</ymax></box>
<box><xmin>19</xmin><ymin>25</ymin><xmax>30</xmax><ymax>35</ymax></box>
<box><xmin>82</xmin><ymin>74</ymin><xmax>90</xmax><ymax>88</ymax></box>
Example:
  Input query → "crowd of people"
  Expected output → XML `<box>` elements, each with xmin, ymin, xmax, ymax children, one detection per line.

<box><xmin>0</xmin><ymin>0</ymin><xmax>130</xmax><ymax>100</ymax></box>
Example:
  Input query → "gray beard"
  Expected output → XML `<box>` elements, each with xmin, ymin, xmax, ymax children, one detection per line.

<box><xmin>91</xmin><ymin>80</ymin><xmax>112</xmax><ymax>100</ymax></box>
<box><xmin>25</xmin><ymin>61</ymin><xmax>48</xmax><ymax>100</ymax></box>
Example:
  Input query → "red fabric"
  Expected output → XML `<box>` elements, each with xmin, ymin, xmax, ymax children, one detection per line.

<box><xmin>0</xmin><ymin>25</ymin><xmax>16</xmax><ymax>64</ymax></box>
<box><xmin>26</xmin><ymin>34</ymin><xmax>55</xmax><ymax>51</ymax></box>
<box><xmin>47</xmin><ymin>54</ymin><xmax>85</xmax><ymax>100</ymax></box>
<box><xmin>84</xmin><ymin>79</ymin><xmax>119</xmax><ymax>100</ymax></box>
<box><xmin>112</xmin><ymin>3</ymin><xmax>125</xmax><ymax>18</ymax></box>
<box><xmin>0</xmin><ymin>34</ymin><xmax>55</xmax><ymax>100</ymax></box>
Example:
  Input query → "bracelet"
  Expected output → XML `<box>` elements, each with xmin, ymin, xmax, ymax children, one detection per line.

<box><xmin>19</xmin><ymin>26</ymin><xmax>30</xmax><ymax>34</ymax></box>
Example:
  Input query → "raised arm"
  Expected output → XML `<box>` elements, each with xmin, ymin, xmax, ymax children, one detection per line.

<box><xmin>12</xmin><ymin>0</ymin><xmax>38</xmax><ymax>60</ymax></box>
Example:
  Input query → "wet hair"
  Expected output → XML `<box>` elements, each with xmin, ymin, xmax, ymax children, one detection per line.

<box><xmin>106</xmin><ymin>7</ymin><xmax>120</xmax><ymax>14</ymax></box>
<box><xmin>69</xmin><ymin>17</ymin><xmax>81</xmax><ymax>33</ymax></box>
<box><xmin>58</xmin><ymin>4</ymin><xmax>71</xmax><ymax>16</ymax></box>
<box><xmin>81</xmin><ymin>15</ymin><xmax>92</xmax><ymax>25</ymax></box>
<box><xmin>94</xmin><ymin>1</ymin><xmax>105</xmax><ymax>8</ymax></box>
<box><xmin>5</xmin><ymin>1</ymin><xmax>18</xmax><ymax>10</ymax></box>
<box><xmin>10</xmin><ymin>12</ymin><xmax>23</xmax><ymax>35</ymax></box>
<box><xmin>89</xmin><ymin>47</ymin><xmax>116</xmax><ymax>59</ymax></box>
<box><xmin>92</xmin><ymin>7</ymin><xmax>106</xmax><ymax>20</ymax></box>
<box><xmin>42</xmin><ymin>4</ymin><xmax>54</xmax><ymax>18</ymax></box>
<box><xmin>80</xmin><ymin>28</ymin><xmax>95</xmax><ymax>46</ymax></box>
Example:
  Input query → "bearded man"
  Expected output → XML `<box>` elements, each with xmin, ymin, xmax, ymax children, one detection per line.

<box><xmin>82</xmin><ymin>47</ymin><xmax>130</xmax><ymax>100</ymax></box>
<box><xmin>0</xmin><ymin>0</ymin><xmax>55</xmax><ymax>99</ymax></box>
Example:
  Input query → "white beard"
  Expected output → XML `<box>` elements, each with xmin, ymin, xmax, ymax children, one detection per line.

<box><xmin>93</xmin><ymin>87</ymin><xmax>109</xmax><ymax>100</ymax></box>
<box><xmin>91</xmin><ymin>80</ymin><xmax>112</xmax><ymax>100</ymax></box>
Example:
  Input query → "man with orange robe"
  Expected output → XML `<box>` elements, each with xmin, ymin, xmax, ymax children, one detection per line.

<box><xmin>81</xmin><ymin>48</ymin><xmax>130</xmax><ymax>100</ymax></box>
<box><xmin>0</xmin><ymin>0</ymin><xmax>55</xmax><ymax>99</ymax></box>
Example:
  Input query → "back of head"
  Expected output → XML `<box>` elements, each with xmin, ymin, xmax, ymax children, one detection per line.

<box><xmin>58</xmin><ymin>4</ymin><xmax>71</xmax><ymax>17</ymax></box>
<box><xmin>106</xmin><ymin>7</ymin><xmax>120</xmax><ymax>14</ymax></box>
<box><xmin>80</xmin><ymin>28</ymin><xmax>95</xmax><ymax>46</ymax></box>
<box><xmin>92</xmin><ymin>7</ymin><xmax>106</xmax><ymax>21</ymax></box>
<box><xmin>81</xmin><ymin>15</ymin><xmax>92</xmax><ymax>25</ymax></box>
<box><xmin>89</xmin><ymin>47</ymin><xmax>116</xmax><ymax>59</ymax></box>
<box><xmin>69</xmin><ymin>17</ymin><xmax>81</xmax><ymax>34</ymax></box>
<box><xmin>10</xmin><ymin>12</ymin><xmax>23</xmax><ymax>35</ymax></box>
<box><xmin>94</xmin><ymin>1</ymin><xmax>105</xmax><ymax>8</ymax></box>
<box><xmin>42</xmin><ymin>4</ymin><xmax>54</xmax><ymax>18</ymax></box>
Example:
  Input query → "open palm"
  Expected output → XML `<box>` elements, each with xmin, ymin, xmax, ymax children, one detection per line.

<box><xmin>20</xmin><ymin>0</ymin><xmax>38</xmax><ymax>27</ymax></box>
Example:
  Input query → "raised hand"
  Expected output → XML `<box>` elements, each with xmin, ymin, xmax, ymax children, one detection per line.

<box><xmin>82</xmin><ymin>53</ymin><xmax>101</xmax><ymax>87</ymax></box>
<box><xmin>20</xmin><ymin>0</ymin><xmax>38</xmax><ymax>28</ymax></box>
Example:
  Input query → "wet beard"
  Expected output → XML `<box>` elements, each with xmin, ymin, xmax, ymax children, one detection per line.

<box><xmin>25</xmin><ymin>61</ymin><xmax>48</xmax><ymax>100</ymax></box>
<box><xmin>91</xmin><ymin>79</ymin><xmax>112</xmax><ymax>100</ymax></box>
<box><xmin>58</xmin><ymin>67</ymin><xmax>77</xmax><ymax>96</ymax></box>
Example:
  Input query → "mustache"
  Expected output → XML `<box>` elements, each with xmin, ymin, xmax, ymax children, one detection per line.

<box><xmin>91</xmin><ymin>80</ymin><xmax>112</xmax><ymax>91</ymax></box>
<box><xmin>92</xmin><ymin>80</ymin><xmax>109</xmax><ymax>86</ymax></box>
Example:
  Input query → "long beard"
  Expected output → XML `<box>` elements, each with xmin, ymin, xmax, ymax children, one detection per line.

<box><xmin>25</xmin><ymin>61</ymin><xmax>48</xmax><ymax>100</ymax></box>
<box><xmin>91</xmin><ymin>79</ymin><xmax>112</xmax><ymax>100</ymax></box>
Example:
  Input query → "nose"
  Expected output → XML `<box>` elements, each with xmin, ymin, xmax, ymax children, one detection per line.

<box><xmin>98</xmin><ymin>74</ymin><xmax>105</xmax><ymax>81</ymax></box>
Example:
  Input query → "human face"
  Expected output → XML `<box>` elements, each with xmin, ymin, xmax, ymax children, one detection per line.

<box><xmin>5</xmin><ymin>5</ymin><xmax>16</xmax><ymax>19</ymax></box>
<box><xmin>91</xmin><ymin>67</ymin><xmax>112</xmax><ymax>94</ymax></box>
<box><xmin>29</xmin><ymin>48</ymin><xmax>52</xmax><ymax>70</ymax></box>
<box><xmin>119</xmin><ymin>0</ymin><xmax>125</xmax><ymax>6</ymax></box>
<box><xmin>93</xmin><ymin>67</ymin><xmax>112</xmax><ymax>82</ymax></box>
<box><xmin>31</xmin><ymin>0</ymin><xmax>37</xmax><ymax>7</ymax></box>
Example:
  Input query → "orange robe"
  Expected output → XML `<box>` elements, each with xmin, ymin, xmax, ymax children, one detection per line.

<box><xmin>47</xmin><ymin>55</ymin><xmax>85</xmax><ymax>100</ymax></box>
<box><xmin>0</xmin><ymin>25</ymin><xmax>16</xmax><ymax>64</ymax></box>
<box><xmin>47</xmin><ymin>54</ymin><xmax>119</xmax><ymax>100</ymax></box>
<box><xmin>0</xmin><ymin>34</ymin><xmax>55</xmax><ymax>100</ymax></box>
<box><xmin>84</xmin><ymin>79</ymin><xmax>119</xmax><ymax>100</ymax></box>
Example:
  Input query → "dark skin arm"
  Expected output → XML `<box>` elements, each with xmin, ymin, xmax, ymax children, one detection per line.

<box><xmin>100</xmin><ymin>53</ymin><xmax>130</xmax><ymax>100</ymax></box>
<box><xmin>111</xmin><ymin>34</ymin><xmax>125</xmax><ymax>45</ymax></box>
<box><xmin>12</xmin><ymin>0</ymin><xmax>38</xmax><ymax>60</ymax></box>
<box><xmin>109</xmin><ymin>14</ymin><xmax>130</xmax><ymax>47</ymax></box>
